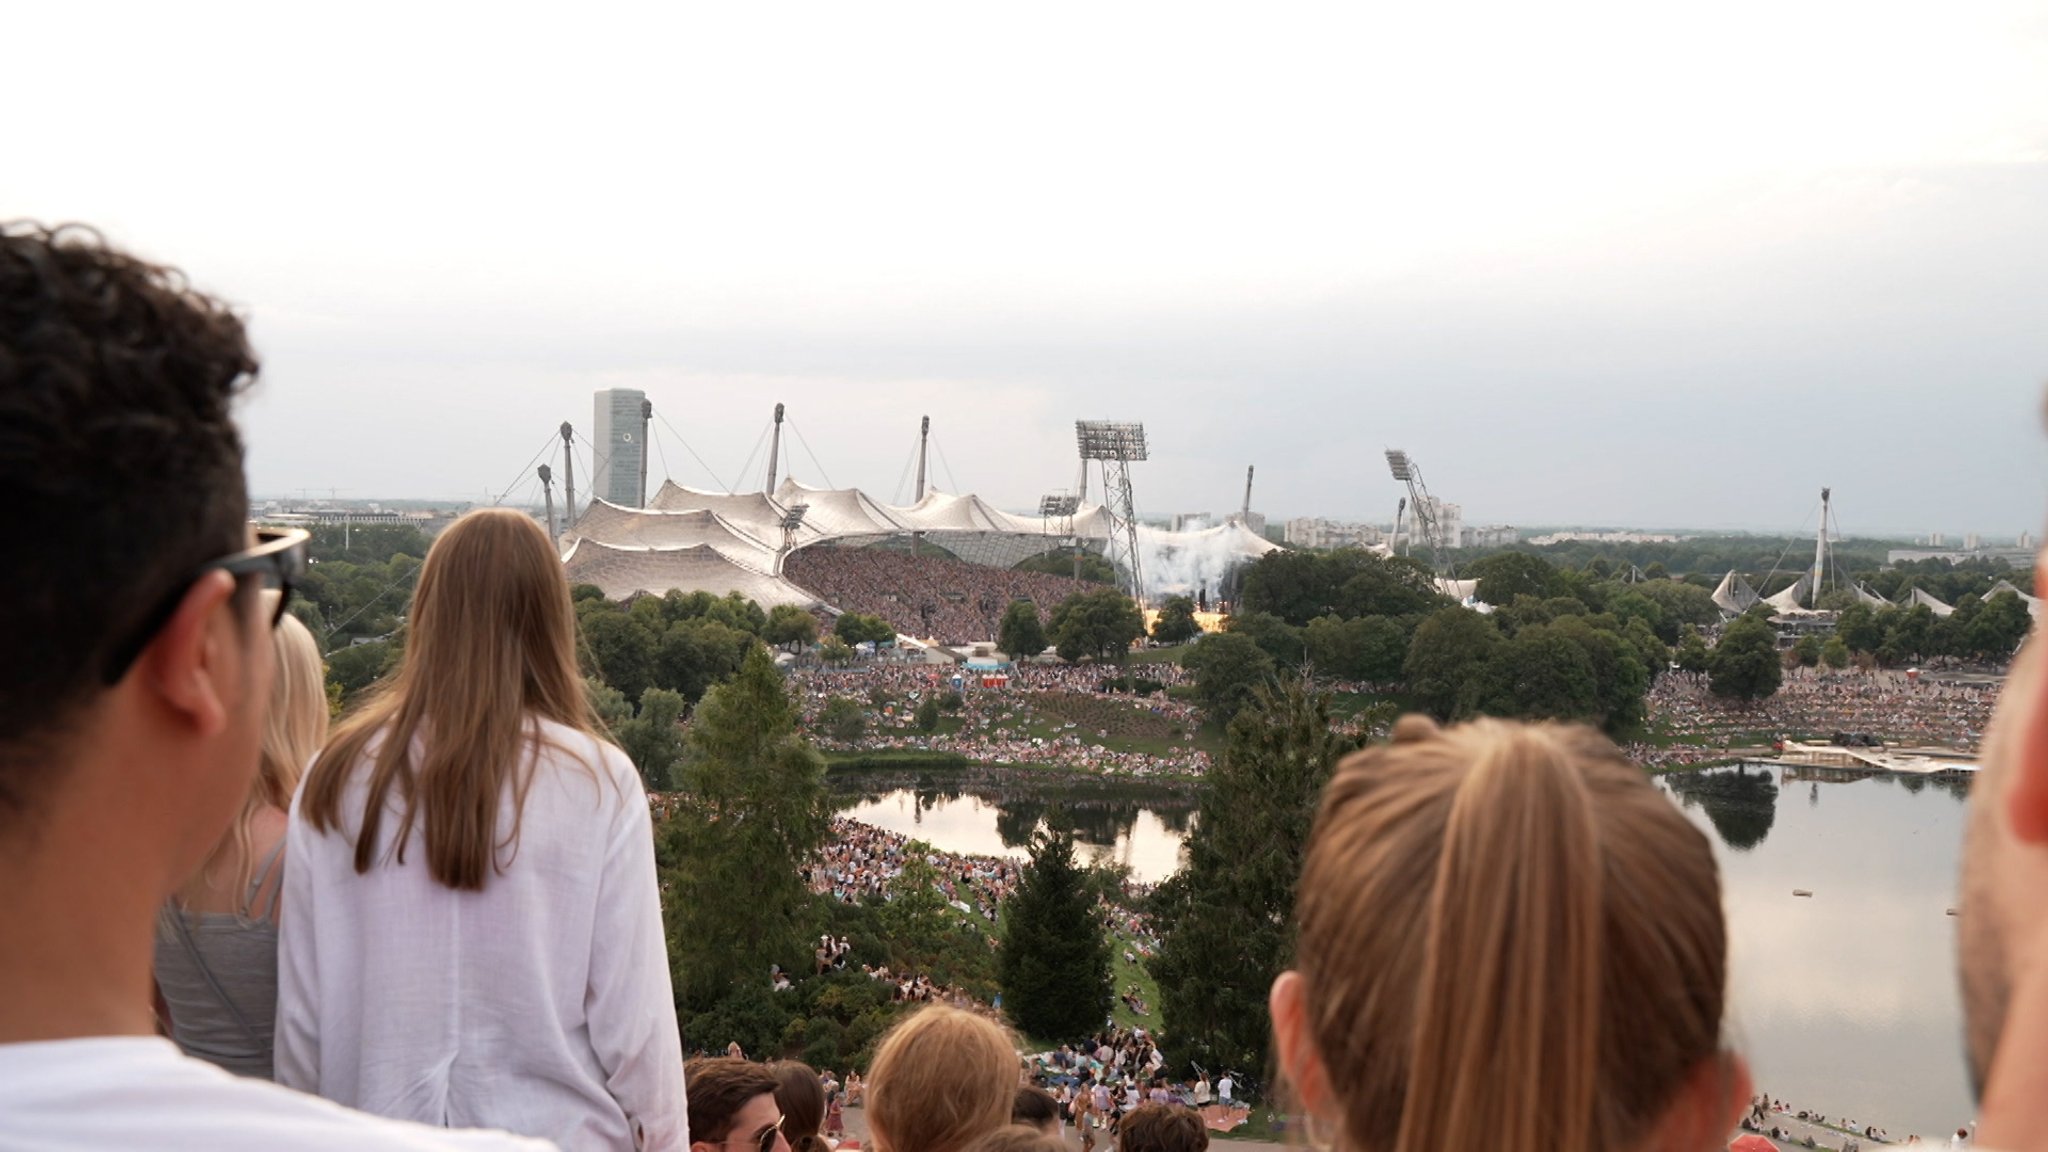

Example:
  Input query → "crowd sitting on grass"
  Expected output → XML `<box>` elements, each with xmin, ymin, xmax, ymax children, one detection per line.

<box><xmin>1647</xmin><ymin>668</ymin><xmax>1999</xmax><ymax>751</ymax></box>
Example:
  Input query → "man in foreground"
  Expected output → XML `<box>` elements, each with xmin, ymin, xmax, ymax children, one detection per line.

<box><xmin>1961</xmin><ymin>604</ymin><xmax>2048</xmax><ymax>1150</ymax></box>
<box><xmin>685</xmin><ymin>1059</ymin><xmax>791</xmax><ymax>1152</ymax></box>
<box><xmin>0</xmin><ymin>222</ymin><xmax>547</xmax><ymax>1150</ymax></box>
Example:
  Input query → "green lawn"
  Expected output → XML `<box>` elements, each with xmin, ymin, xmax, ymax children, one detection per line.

<box><xmin>1108</xmin><ymin>930</ymin><xmax>1162</xmax><ymax>1033</ymax></box>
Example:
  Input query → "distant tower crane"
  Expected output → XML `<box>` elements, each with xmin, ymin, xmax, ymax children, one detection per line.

<box><xmin>1385</xmin><ymin>449</ymin><xmax>1448</xmax><ymax>572</ymax></box>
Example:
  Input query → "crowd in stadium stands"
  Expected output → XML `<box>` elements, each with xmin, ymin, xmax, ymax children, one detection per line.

<box><xmin>783</xmin><ymin>546</ymin><xmax>1092</xmax><ymax>646</ymax></box>
<box><xmin>1647</xmin><ymin>669</ymin><xmax>1998</xmax><ymax>749</ymax></box>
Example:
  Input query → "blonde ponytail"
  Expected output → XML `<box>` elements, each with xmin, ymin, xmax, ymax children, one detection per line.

<box><xmin>1289</xmin><ymin>718</ymin><xmax>1724</xmax><ymax>1152</ymax></box>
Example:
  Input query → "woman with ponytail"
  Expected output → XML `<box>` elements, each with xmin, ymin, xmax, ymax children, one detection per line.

<box><xmin>277</xmin><ymin>509</ymin><xmax>684</xmax><ymax>1150</ymax></box>
<box><xmin>1270</xmin><ymin>715</ymin><xmax>1749</xmax><ymax>1152</ymax></box>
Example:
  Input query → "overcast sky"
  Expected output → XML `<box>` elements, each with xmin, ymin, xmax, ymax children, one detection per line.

<box><xmin>9</xmin><ymin>3</ymin><xmax>2047</xmax><ymax>536</ymax></box>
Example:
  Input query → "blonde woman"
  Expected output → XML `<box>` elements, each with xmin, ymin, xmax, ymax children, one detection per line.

<box><xmin>1270</xmin><ymin>715</ymin><xmax>1751</xmax><ymax>1152</ymax></box>
<box><xmin>277</xmin><ymin>509</ymin><xmax>684</xmax><ymax>1149</ymax></box>
<box><xmin>153</xmin><ymin>611</ymin><xmax>325</xmax><ymax>1079</ymax></box>
<box><xmin>867</xmin><ymin>1006</ymin><xmax>1017</xmax><ymax>1152</ymax></box>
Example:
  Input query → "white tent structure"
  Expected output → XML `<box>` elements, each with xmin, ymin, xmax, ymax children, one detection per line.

<box><xmin>1908</xmin><ymin>587</ymin><xmax>1957</xmax><ymax>618</ymax></box>
<box><xmin>1711</xmin><ymin>571</ymin><xmax>1761</xmax><ymax>615</ymax></box>
<box><xmin>561</xmin><ymin>479</ymin><xmax>1274</xmax><ymax>609</ymax></box>
<box><xmin>1854</xmin><ymin>583</ymin><xmax>1893</xmax><ymax>609</ymax></box>
<box><xmin>1985</xmin><ymin>578</ymin><xmax>2045</xmax><ymax>620</ymax></box>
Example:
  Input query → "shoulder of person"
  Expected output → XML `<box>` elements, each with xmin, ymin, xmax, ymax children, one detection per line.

<box><xmin>0</xmin><ymin>1039</ymin><xmax>557</xmax><ymax>1152</ymax></box>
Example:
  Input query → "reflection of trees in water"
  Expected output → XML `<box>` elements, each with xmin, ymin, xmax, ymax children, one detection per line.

<box><xmin>1667</xmin><ymin>765</ymin><xmax>1780</xmax><ymax>852</ymax></box>
<box><xmin>832</xmin><ymin>768</ymin><xmax>1198</xmax><ymax>852</ymax></box>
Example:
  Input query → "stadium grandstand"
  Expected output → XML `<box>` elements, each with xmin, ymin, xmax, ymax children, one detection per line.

<box><xmin>559</xmin><ymin>475</ymin><xmax>1277</xmax><ymax>645</ymax></box>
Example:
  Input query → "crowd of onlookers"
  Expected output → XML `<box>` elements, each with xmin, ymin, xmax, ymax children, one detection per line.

<box><xmin>1648</xmin><ymin>668</ymin><xmax>2000</xmax><ymax>750</ymax></box>
<box><xmin>783</xmin><ymin>547</ymin><xmax>1092</xmax><ymax>646</ymax></box>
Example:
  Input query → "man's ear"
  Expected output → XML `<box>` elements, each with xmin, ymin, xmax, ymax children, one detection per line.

<box><xmin>142</xmin><ymin>570</ymin><xmax>241</xmax><ymax>738</ymax></box>
<box><xmin>1269</xmin><ymin>971</ymin><xmax>1334</xmax><ymax>1120</ymax></box>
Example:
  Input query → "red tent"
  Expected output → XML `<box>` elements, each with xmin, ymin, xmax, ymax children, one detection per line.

<box><xmin>1728</xmin><ymin>1135</ymin><xmax>1777</xmax><ymax>1152</ymax></box>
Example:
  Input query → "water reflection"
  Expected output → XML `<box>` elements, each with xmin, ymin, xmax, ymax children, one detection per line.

<box><xmin>1661</xmin><ymin>764</ymin><xmax>1973</xmax><ymax>1139</ymax></box>
<box><xmin>832</xmin><ymin>774</ymin><xmax>1197</xmax><ymax>883</ymax></box>
<box><xmin>1666</xmin><ymin>764</ymin><xmax>1780</xmax><ymax>851</ymax></box>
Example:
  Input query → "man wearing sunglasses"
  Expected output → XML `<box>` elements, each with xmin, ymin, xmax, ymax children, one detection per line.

<box><xmin>685</xmin><ymin>1058</ymin><xmax>791</xmax><ymax>1152</ymax></box>
<box><xmin>0</xmin><ymin>224</ymin><xmax>548</xmax><ymax>1150</ymax></box>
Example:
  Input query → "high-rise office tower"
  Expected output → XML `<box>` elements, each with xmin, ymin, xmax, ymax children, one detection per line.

<box><xmin>592</xmin><ymin>388</ymin><xmax>649</xmax><ymax>507</ymax></box>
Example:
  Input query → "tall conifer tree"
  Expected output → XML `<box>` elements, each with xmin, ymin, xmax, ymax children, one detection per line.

<box><xmin>999</xmin><ymin>822</ymin><xmax>1112</xmax><ymax>1039</ymax></box>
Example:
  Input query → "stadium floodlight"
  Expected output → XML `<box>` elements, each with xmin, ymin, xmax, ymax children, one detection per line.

<box><xmin>1039</xmin><ymin>494</ymin><xmax>1081</xmax><ymax>517</ymax></box>
<box><xmin>1077</xmin><ymin>421</ymin><xmax>1150</xmax><ymax>462</ymax></box>
<box><xmin>1385</xmin><ymin>450</ymin><xmax>1413</xmax><ymax>481</ymax></box>
<box><xmin>778</xmin><ymin>502</ymin><xmax>810</xmax><ymax>552</ymax></box>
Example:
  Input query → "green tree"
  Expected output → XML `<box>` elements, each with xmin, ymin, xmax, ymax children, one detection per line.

<box><xmin>1834</xmin><ymin>603</ymin><xmax>1885</xmax><ymax>653</ymax></box>
<box><xmin>1151</xmin><ymin>596</ymin><xmax>1201</xmax><ymax>645</ymax></box>
<box><xmin>820</xmin><ymin>696</ymin><xmax>866</xmax><ymax>742</ymax></box>
<box><xmin>1965</xmin><ymin>590</ymin><xmax>2032</xmax><ymax>659</ymax></box>
<box><xmin>1223</xmin><ymin>610</ymin><xmax>1306</xmax><ymax>669</ymax></box>
<box><xmin>1792</xmin><ymin>635</ymin><xmax>1823</xmax><ymax>667</ymax></box>
<box><xmin>1635</xmin><ymin>581</ymin><xmax>1721</xmax><ymax>644</ymax></box>
<box><xmin>1471</xmin><ymin>624</ymin><xmax>1600</xmax><ymax>723</ymax></box>
<box><xmin>1708</xmin><ymin>615</ymin><xmax>1783</xmax><ymax>703</ymax></box>
<box><xmin>765</xmin><ymin>604</ymin><xmax>820</xmax><ymax>652</ymax></box>
<box><xmin>820</xmin><ymin>637</ymin><xmax>856</xmax><ymax>666</ymax></box>
<box><xmin>616</xmin><ymin>687</ymin><xmax>687</xmax><ymax>791</ymax></box>
<box><xmin>914</xmin><ymin>697</ymin><xmax>942</xmax><ymax>732</ymax></box>
<box><xmin>1675</xmin><ymin>626</ymin><xmax>1711</xmax><ymax>673</ymax></box>
<box><xmin>833</xmin><ymin>612</ymin><xmax>897</xmax><ymax>648</ymax></box>
<box><xmin>1149</xmin><ymin>679</ymin><xmax>1361</xmax><ymax>1075</ymax></box>
<box><xmin>653</xmin><ymin>618</ymin><xmax>755</xmax><ymax>702</ymax></box>
<box><xmin>998</xmin><ymin>822</ymin><xmax>1113</xmax><ymax>1039</ymax></box>
<box><xmin>1466</xmin><ymin>551</ymin><xmax>1565</xmax><ymax>605</ymax></box>
<box><xmin>1239</xmin><ymin>549</ymin><xmax>1441</xmax><ymax>626</ymax></box>
<box><xmin>659</xmin><ymin>645</ymin><xmax>830</xmax><ymax>1010</ymax></box>
<box><xmin>1402</xmin><ymin>606</ymin><xmax>1503</xmax><ymax>721</ymax></box>
<box><xmin>1820</xmin><ymin>635</ymin><xmax>1850</xmax><ymax>669</ymax></box>
<box><xmin>579</xmin><ymin>606</ymin><xmax>658</xmax><ymax>703</ymax></box>
<box><xmin>997</xmin><ymin>600</ymin><xmax>1048</xmax><ymax>660</ymax></box>
<box><xmin>1049</xmin><ymin>588</ymin><xmax>1146</xmax><ymax>663</ymax></box>
<box><xmin>1182</xmin><ymin>632</ymin><xmax>1277</xmax><ymax>727</ymax></box>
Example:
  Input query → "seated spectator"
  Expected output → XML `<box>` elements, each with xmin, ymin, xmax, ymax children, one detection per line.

<box><xmin>1011</xmin><ymin>1086</ymin><xmax>1061</xmax><ymax>1136</ymax></box>
<box><xmin>772</xmin><ymin>1061</ymin><xmax>830</xmax><ymax>1152</ymax></box>
<box><xmin>1118</xmin><ymin>1105</ymin><xmax>1209</xmax><ymax>1152</ymax></box>
<box><xmin>687</xmin><ymin>1058</ymin><xmax>788</xmax><ymax>1152</ymax></box>
<box><xmin>867</xmin><ymin>1006</ymin><xmax>1017</xmax><ymax>1152</ymax></box>
<box><xmin>0</xmin><ymin>221</ymin><xmax>542</xmax><ymax>1149</ymax></box>
<box><xmin>154</xmin><ymin>613</ymin><xmax>326</xmax><ymax>1078</ymax></box>
<box><xmin>1269</xmin><ymin>715</ymin><xmax>1749</xmax><ymax>1152</ymax></box>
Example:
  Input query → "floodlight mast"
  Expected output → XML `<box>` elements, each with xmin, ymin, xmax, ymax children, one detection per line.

<box><xmin>1385</xmin><ymin>449</ymin><xmax>1447</xmax><ymax>572</ymax></box>
<box><xmin>1076</xmin><ymin>420</ymin><xmax>1149</xmax><ymax>605</ymax></box>
<box><xmin>1039</xmin><ymin>493</ymin><xmax>1082</xmax><ymax>580</ymax></box>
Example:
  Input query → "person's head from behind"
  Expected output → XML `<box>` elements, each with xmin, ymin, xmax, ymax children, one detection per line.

<box><xmin>770</xmin><ymin>1060</ymin><xmax>828</xmax><ymax>1152</ymax></box>
<box><xmin>301</xmin><ymin>506</ymin><xmax>592</xmax><ymax>890</ymax></box>
<box><xmin>1118</xmin><ymin>1105</ymin><xmax>1208</xmax><ymax>1152</ymax></box>
<box><xmin>214</xmin><ymin>612</ymin><xmax>326</xmax><ymax>891</ymax></box>
<box><xmin>0</xmin><ymin>221</ymin><xmax>282</xmax><ymax>894</ymax></box>
<box><xmin>868</xmin><ymin>1005</ymin><xmax>1018</xmax><ymax>1152</ymax></box>
<box><xmin>1271</xmin><ymin>715</ymin><xmax>1744</xmax><ymax>1152</ymax></box>
<box><xmin>1011</xmin><ymin>1086</ymin><xmax>1060</xmax><ymax>1136</ymax></box>
<box><xmin>686</xmin><ymin>1057</ymin><xmax>789</xmax><ymax>1152</ymax></box>
<box><xmin>1959</xmin><ymin>626</ymin><xmax>2048</xmax><ymax>1112</ymax></box>
<box><xmin>961</xmin><ymin>1126</ymin><xmax>1066</xmax><ymax>1152</ymax></box>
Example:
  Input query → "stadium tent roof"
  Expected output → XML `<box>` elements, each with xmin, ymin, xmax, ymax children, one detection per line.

<box><xmin>775</xmin><ymin>479</ymin><xmax>910</xmax><ymax>538</ymax></box>
<box><xmin>1762</xmin><ymin>574</ymin><xmax>1812</xmax><ymax>614</ymax></box>
<box><xmin>1855</xmin><ymin>583</ymin><xmax>1893</xmax><ymax>608</ymax></box>
<box><xmin>561</xmin><ymin>540</ymin><xmax>819</xmax><ymax>608</ymax></box>
<box><xmin>562</xmin><ymin>499</ymin><xmax>779</xmax><ymax>573</ymax></box>
<box><xmin>1908</xmin><ymin>587</ymin><xmax>1956</xmax><ymax>618</ymax></box>
<box><xmin>1986</xmin><ymin>578</ymin><xmax>2045</xmax><ymax>619</ymax></box>
<box><xmin>1711</xmin><ymin>571</ymin><xmax>1760</xmax><ymax>615</ymax></box>
<box><xmin>648</xmin><ymin>481</ymin><xmax>791</xmax><ymax>534</ymax></box>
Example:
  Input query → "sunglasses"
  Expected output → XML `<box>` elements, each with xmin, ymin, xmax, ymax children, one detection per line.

<box><xmin>722</xmin><ymin>1115</ymin><xmax>784</xmax><ymax>1152</ymax></box>
<box><xmin>101</xmin><ymin>528</ymin><xmax>312</xmax><ymax>684</ymax></box>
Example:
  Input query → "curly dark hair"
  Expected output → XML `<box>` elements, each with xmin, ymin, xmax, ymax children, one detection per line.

<box><xmin>0</xmin><ymin>221</ymin><xmax>256</xmax><ymax>821</ymax></box>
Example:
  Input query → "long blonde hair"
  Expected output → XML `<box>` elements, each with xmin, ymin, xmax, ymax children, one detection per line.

<box><xmin>1290</xmin><ymin>715</ymin><xmax>1725</xmax><ymax>1152</ymax></box>
<box><xmin>868</xmin><ymin>1006</ymin><xmax>1019</xmax><ymax>1152</ymax></box>
<box><xmin>210</xmin><ymin>612</ymin><xmax>327</xmax><ymax>906</ymax></box>
<box><xmin>300</xmin><ymin>508</ymin><xmax>596</xmax><ymax>891</ymax></box>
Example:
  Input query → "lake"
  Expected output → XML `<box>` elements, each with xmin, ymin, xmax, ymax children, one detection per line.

<box><xmin>833</xmin><ymin>762</ymin><xmax>1977</xmax><ymax>1139</ymax></box>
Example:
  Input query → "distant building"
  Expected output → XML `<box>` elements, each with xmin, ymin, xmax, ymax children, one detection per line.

<box><xmin>1415</xmin><ymin>496</ymin><xmax>1462</xmax><ymax>554</ymax></box>
<box><xmin>2022</xmin><ymin>531</ymin><xmax>2037</xmax><ymax>550</ymax></box>
<box><xmin>592</xmin><ymin>388</ymin><xmax>649</xmax><ymax>508</ymax></box>
<box><xmin>1285</xmin><ymin>517</ymin><xmax>1385</xmax><ymax>549</ymax></box>
<box><xmin>1525</xmin><ymin>530</ymin><xmax>1687</xmax><ymax>546</ymax></box>
<box><xmin>1462</xmin><ymin>525</ymin><xmax>1520</xmax><ymax>549</ymax></box>
<box><xmin>1965</xmin><ymin>533</ymin><xmax>1982</xmax><ymax>551</ymax></box>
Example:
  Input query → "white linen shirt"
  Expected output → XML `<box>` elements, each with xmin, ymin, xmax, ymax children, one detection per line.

<box><xmin>277</xmin><ymin>719</ymin><xmax>685</xmax><ymax>1152</ymax></box>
